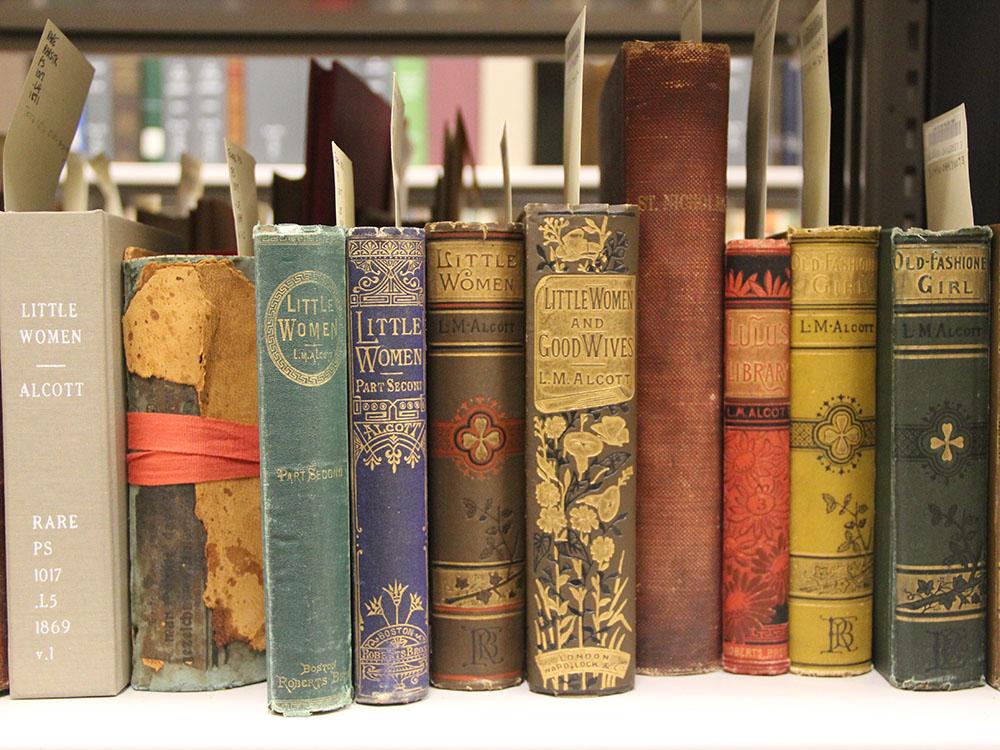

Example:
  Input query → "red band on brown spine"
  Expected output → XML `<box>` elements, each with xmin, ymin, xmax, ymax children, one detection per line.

<box><xmin>127</xmin><ymin>411</ymin><xmax>259</xmax><ymax>486</ymax></box>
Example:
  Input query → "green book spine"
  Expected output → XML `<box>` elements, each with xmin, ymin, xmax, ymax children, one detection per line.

<box><xmin>254</xmin><ymin>225</ymin><xmax>353</xmax><ymax>714</ymax></box>
<box><xmin>140</xmin><ymin>58</ymin><xmax>165</xmax><ymax>162</ymax></box>
<box><xmin>875</xmin><ymin>226</ymin><xmax>991</xmax><ymax>690</ymax></box>
<box><xmin>393</xmin><ymin>58</ymin><xmax>428</xmax><ymax>165</ymax></box>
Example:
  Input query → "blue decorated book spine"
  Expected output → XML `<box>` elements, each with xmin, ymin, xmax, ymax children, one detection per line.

<box><xmin>347</xmin><ymin>226</ymin><xmax>430</xmax><ymax>704</ymax></box>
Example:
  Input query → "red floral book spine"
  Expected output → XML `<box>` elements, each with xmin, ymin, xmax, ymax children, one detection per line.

<box><xmin>722</xmin><ymin>239</ymin><xmax>791</xmax><ymax>675</ymax></box>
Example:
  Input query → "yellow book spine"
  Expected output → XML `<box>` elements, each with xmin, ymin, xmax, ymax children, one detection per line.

<box><xmin>788</xmin><ymin>226</ymin><xmax>879</xmax><ymax>676</ymax></box>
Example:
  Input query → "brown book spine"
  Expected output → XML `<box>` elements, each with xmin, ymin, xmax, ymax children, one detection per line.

<box><xmin>270</xmin><ymin>173</ymin><xmax>305</xmax><ymax>226</ymax></box>
<box><xmin>599</xmin><ymin>41</ymin><xmax>730</xmax><ymax>674</ymax></box>
<box><xmin>581</xmin><ymin>62</ymin><xmax>614</xmax><ymax>166</ymax></box>
<box><xmin>426</xmin><ymin>222</ymin><xmax>525</xmax><ymax>690</ymax></box>
<box><xmin>112</xmin><ymin>56</ymin><xmax>141</xmax><ymax>162</ymax></box>
<box><xmin>722</xmin><ymin>239</ymin><xmax>791</xmax><ymax>675</ymax></box>
<box><xmin>990</xmin><ymin>225</ymin><xmax>1000</xmax><ymax>689</ymax></box>
<box><xmin>191</xmin><ymin>197</ymin><xmax>238</xmax><ymax>254</ymax></box>
<box><xmin>524</xmin><ymin>203</ymin><xmax>637</xmax><ymax>696</ymax></box>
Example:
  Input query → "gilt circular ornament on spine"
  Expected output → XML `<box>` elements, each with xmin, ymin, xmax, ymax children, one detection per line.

<box><xmin>809</xmin><ymin>395</ymin><xmax>873</xmax><ymax>473</ymax></box>
<box><xmin>264</xmin><ymin>270</ymin><xmax>345</xmax><ymax>387</ymax></box>
<box><xmin>917</xmin><ymin>402</ymin><xmax>974</xmax><ymax>480</ymax></box>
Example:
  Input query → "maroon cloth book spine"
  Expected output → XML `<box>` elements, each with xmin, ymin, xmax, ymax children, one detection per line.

<box><xmin>134</xmin><ymin>201</ymin><xmax>238</xmax><ymax>255</ymax></box>
<box><xmin>190</xmin><ymin>197</ymin><xmax>238</xmax><ymax>254</ymax></box>
<box><xmin>599</xmin><ymin>41</ymin><xmax>730</xmax><ymax>674</ymax></box>
<box><xmin>303</xmin><ymin>61</ymin><xmax>392</xmax><ymax>226</ymax></box>
<box><xmin>722</xmin><ymin>239</ymin><xmax>791</xmax><ymax>675</ymax></box>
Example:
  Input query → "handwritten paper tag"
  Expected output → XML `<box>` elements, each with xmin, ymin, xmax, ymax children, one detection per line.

<box><xmin>390</xmin><ymin>73</ymin><xmax>407</xmax><ymax>228</ymax></box>
<box><xmin>62</xmin><ymin>152</ymin><xmax>88</xmax><ymax>211</ymax></box>
<box><xmin>88</xmin><ymin>153</ymin><xmax>123</xmax><ymax>216</ymax></box>
<box><xmin>563</xmin><ymin>6</ymin><xmax>586</xmax><ymax>206</ymax></box>
<box><xmin>501</xmin><ymin>123</ymin><xmax>513</xmax><ymax>224</ymax></box>
<box><xmin>745</xmin><ymin>0</ymin><xmax>780</xmax><ymax>238</ymax></box>
<box><xmin>3</xmin><ymin>20</ymin><xmax>94</xmax><ymax>212</ymax></box>
<box><xmin>332</xmin><ymin>140</ymin><xmax>356</xmax><ymax>228</ymax></box>
<box><xmin>923</xmin><ymin>104</ymin><xmax>975</xmax><ymax>231</ymax></box>
<box><xmin>225</xmin><ymin>139</ymin><xmax>258</xmax><ymax>256</ymax></box>
<box><xmin>799</xmin><ymin>0</ymin><xmax>831</xmax><ymax>228</ymax></box>
<box><xmin>177</xmin><ymin>152</ymin><xmax>203</xmax><ymax>215</ymax></box>
<box><xmin>681</xmin><ymin>0</ymin><xmax>703</xmax><ymax>43</ymax></box>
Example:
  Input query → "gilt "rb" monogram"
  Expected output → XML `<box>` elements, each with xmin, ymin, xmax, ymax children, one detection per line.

<box><xmin>821</xmin><ymin>615</ymin><xmax>857</xmax><ymax>653</ymax></box>
<box><xmin>929</xmin><ymin>629</ymin><xmax>969</xmax><ymax>670</ymax></box>
<box><xmin>470</xmin><ymin>627</ymin><xmax>502</xmax><ymax>666</ymax></box>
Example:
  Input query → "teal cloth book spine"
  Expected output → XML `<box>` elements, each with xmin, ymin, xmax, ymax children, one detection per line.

<box><xmin>874</xmin><ymin>226</ymin><xmax>991</xmax><ymax>690</ymax></box>
<box><xmin>254</xmin><ymin>224</ymin><xmax>353</xmax><ymax>714</ymax></box>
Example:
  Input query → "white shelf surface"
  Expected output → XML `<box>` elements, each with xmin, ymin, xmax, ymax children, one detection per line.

<box><xmin>0</xmin><ymin>670</ymin><xmax>997</xmax><ymax>750</ymax></box>
<box><xmin>101</xmin><ymin>163</ymin><xmax>803</xmax><ymax>192</ymax></box>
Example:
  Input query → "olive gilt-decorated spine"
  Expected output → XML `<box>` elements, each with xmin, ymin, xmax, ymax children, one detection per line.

<box><xmin>254</xmin><ymin>226</ymin><xmax>353</xmax><ymax>715</ymax></box>
<box><xmin>788</xmin><ymin>226</ymin><xmax>878</xmax><ymax>676</ymax></box>
<box><xmin>347</xmin><ymin>226</ymin><xmax>430</xmax><ymax>704</ymax></box>
<box><xmin>722</xmin><ymin>239</ymin><xmax>791</xmax><ymax>675</ymax></box>
<box><xmin>123</xmin><ymin>254</ymin><xmax>265</xmax><ymax>691</ymax></box>
<box><xmin>426</xmin><ymin>222</ymin><xmax>526</xmax><ymax>690</ymax></box>
<box><xmin>524</xmin><ymin>203</ymin><xmax>637</xmax><ymax>696</ymax></box>
<box><xmin>875</xmin><ymin>226</ymin><xmax>991</xmax><ymax>690</ymax></box>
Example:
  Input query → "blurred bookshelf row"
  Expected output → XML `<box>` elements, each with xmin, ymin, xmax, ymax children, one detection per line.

<box><xmin>0</xmin><ymin>0</ymin><xmax>833</xmax><ymax>54</ymax></box>
<box><xmin>0</xmin><ymin>51</ymin><xmax>804</xmax><ymax>235</ymax></box>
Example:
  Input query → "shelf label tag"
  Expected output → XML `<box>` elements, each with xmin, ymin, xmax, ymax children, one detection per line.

<box><xmin>923</xmin><ymin>104</ymin><xmax>975</xmax><ymax>231</ymax></box>
<box><xmin>799</xmin><ymin>0</ymin><xmax>831</xmax><ymax>228</ymax></box>
<box><xmin>62</xmin><ymin>152</ymin><xmax>88</xmax><ymax>212</ymax></box>
<box><xmin>3</xmin><ymin>19</ymin><xmax>93</xmax><ymax>212</ymax></box>
<box><xmin>681</xmin><ymin>0</ymin><xmax>703</xmax><ymax>43</ymax></box>
<box><xmin>88</xmin><ymin>153</ymin><xmax>123</xmax><ymax>217</ymax></box>
<box><xmin>177</xmin><ymin>152</ymin><xmax>203</xmax><ymax>215</ymax></box>
<box><xmin>391</xmin><ymin>73</ymin><xmax>410</xmax><ymax>228</ymax></box>
<box><xmin>332</xmin><ymin>140</ymin><xmax>355</xmax><ymax>228</ymax></box>
<box><xmin>563</xmin><ymin>6</ymin><xmax>586</xmax><ymax>206</ymax></box>
<box><xmin>745</xmin><ymin>0</ymin><xmax>780</xmax><ymax>238</ymax></box>
<box><xmin>501</xmin><ymin>122</ymin><xmax>513</xmax><ymax>224</ymax></box>
<box><xmin>225</xmin><ymin>139</ymin><xmax>258</xmax><ymax>256</ymax></box>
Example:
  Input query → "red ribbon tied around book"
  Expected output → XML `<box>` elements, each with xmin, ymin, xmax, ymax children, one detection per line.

<box><xmin>127</xmin><ymin>412</ymin><xmax>260</xmax><ymax>486</ymax></box>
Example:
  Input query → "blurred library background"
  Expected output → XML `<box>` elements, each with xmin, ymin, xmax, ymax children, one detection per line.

<box><xmin>0</xmin><ymin>44</ymin><xmax>803</xmax><ymax>238</ymax></box>
<box><xmin>6</xmin><ymin>1</ymin><xmax>985</xmax><ymax>238</ymax></box>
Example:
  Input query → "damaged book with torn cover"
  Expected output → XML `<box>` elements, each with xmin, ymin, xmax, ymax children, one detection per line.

<box><xmin>122</xmin><ymin>249</ymin><xmax>266</xmax><ymax>691</ymax></box>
